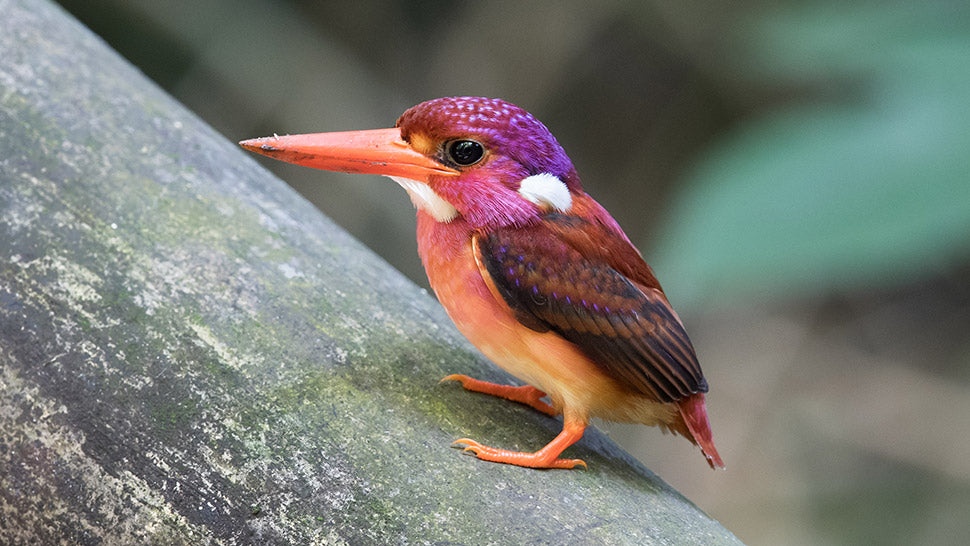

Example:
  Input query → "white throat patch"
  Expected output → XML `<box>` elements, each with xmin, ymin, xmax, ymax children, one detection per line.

<box><xmin>388</xmin><ymin>176</ymin><xmax>458</xmax><ymax>223</ymax></box>
<box><xmin>517</xmin><ymin>173</ymin><xmax>572</xmax><ymax>212</ymax></box>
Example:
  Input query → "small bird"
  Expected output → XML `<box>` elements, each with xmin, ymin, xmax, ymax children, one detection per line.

<box><xmin>240</xmin><ymin>97</ymin><xmax>723</xmax><ymax>470</ymax></box>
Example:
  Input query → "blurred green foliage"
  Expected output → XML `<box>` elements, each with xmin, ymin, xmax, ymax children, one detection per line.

<box><xmin>654</xmin><ymin>1</ymin><xmax>970</xmax><ymax>308</ymax></box>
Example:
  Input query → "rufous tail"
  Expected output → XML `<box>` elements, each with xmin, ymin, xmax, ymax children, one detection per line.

<box><xmin>678</xmin><ymin>393</ymin><xmax>725</xmax><ymax>470</ymax></box>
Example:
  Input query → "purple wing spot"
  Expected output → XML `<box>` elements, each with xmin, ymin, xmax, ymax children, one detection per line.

<box><xmin>532</xmin><ymin>286</ymin><xmax>540</xmax><ymax>295</ymax></box>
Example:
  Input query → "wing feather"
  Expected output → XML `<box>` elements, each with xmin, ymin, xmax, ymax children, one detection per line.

<box><xmin>474</xmin><ymin>213</ymin><xmax>707</xmax><ymax>403</ymax></box>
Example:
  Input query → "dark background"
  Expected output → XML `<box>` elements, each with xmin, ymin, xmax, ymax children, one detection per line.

<box><xmin>56</xmin><ymin>1</ymin><xmax>970</xmax><ymax>544</ymax></box>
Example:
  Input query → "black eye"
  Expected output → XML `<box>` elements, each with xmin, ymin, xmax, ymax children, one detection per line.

<box><xmin>446</xmin><ymin>140</ymin><xmax>485</xmax><ymax>166</ymax></box>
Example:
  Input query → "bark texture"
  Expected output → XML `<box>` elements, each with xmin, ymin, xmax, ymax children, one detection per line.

<box><xmin>0</xmin><ymin>0</ymin><xmax>742</xmax><ymax>544</ymax></box>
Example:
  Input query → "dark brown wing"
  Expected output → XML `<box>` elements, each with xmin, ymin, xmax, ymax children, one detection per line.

<box><xmin>474</xmin><ymin>215</ymin><xmax>706</xmax><ymax>403</ymax></box>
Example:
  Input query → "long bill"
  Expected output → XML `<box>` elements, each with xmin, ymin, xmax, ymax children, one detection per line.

<box><xmin>239</xmin><ymin>127</ymin><xmax>459</xmax><ymax>181</ymax></box>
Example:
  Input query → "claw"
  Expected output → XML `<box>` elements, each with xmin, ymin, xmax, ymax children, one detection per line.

<box><xmin>439</xmin><ymin>374</ymin><xmax>468</xmax><ymax>385</ymax></box>
<box><xmin>453</xmin><ymin>438</ymin><xmax>484</xmax><ymax>457</ymax></box>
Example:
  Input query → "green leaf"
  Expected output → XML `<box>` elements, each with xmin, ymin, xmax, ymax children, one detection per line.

<box><xmin>652</xmin><ymin>2</ymin><xmax>970</xmax><ymax>308</ymax></box>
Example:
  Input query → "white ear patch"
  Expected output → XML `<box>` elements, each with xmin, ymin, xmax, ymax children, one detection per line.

<box><xmin>388</xmin><ymin>176</ymin><xmax>458</xmax><ymax>223</ymax></box>
<box><xmin>517</xmin><ymin>173</ymin><xmax>572</xmax><ymax>212</ymax></box>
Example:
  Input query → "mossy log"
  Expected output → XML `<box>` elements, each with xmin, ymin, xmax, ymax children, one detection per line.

<box><xmin>0</xmin><ymin>0</ymin><xmax>742</xmax><ymax>544</ymax></box>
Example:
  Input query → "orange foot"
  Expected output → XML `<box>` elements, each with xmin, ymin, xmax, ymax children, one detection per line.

<box><xmin>440</xmin><ymin>374</ymin><xmax>559</xmax><ymax>417</ymax></box>
<box><xmin>451</xmin><ymin>420</ymin><xmax>588</xmax><ymax>470</ymax></box>
<box><xmin>453</xmin><ymin>438</ymin><xmax>587</xmax><ymax>469</ymax></box>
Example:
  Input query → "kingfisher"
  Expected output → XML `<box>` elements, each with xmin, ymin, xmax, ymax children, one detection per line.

<box><xmin>240</xmin><ymin>97</ymin><xmax>723</xmax><ymax>470</ymax></box>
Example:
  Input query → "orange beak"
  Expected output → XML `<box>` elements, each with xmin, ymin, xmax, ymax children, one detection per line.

<box><xmin>239</xmin><ymin>128</ymin><xmax>459</xmax><ymax>181</ymax></box>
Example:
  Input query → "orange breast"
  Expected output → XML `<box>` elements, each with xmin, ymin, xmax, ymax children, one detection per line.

<box><xmin>415</xmin><ymin>212</ymin><xmax>679</xmax><ymax>427</ymax></box>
